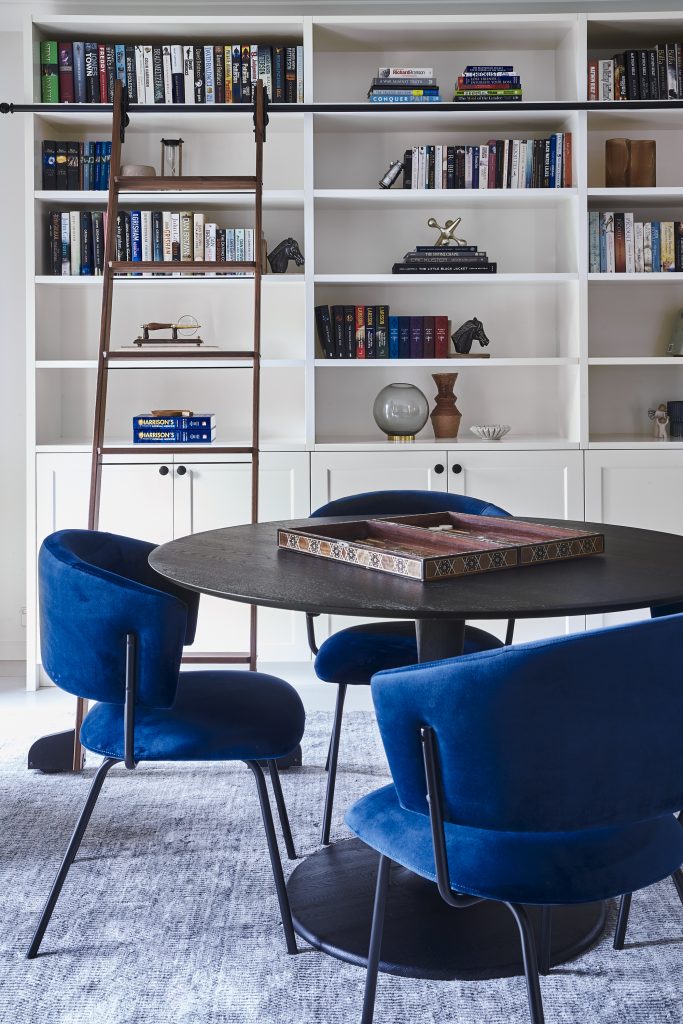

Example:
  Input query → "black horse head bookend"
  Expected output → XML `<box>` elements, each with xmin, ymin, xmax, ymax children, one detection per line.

<box><xmin>451</xmin><ymin>317</ymin><xmax>491</xmax><ymax>357</ymax></box>
<box><xmin>267</xmin><ymin>238</ymin><xmax>305</xmax><ymax>274</ymax></box>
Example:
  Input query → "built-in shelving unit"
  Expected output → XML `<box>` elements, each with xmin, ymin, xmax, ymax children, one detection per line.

<box><xmin>23</xmin><ymin>10</ymin><xmax>683</xmax><ymax>683</ymax></box>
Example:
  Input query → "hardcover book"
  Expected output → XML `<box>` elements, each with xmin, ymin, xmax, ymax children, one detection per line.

<box><xmin>40</xmin><ymin>41</ymin><xmax>59</xmax><ymax>103</ymax></box>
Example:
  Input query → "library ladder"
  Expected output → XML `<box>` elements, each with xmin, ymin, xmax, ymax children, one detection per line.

<box><xmin>74</xmin><ymin>78</ymin><xmax>267</xmax><ymax>771</ymax></box>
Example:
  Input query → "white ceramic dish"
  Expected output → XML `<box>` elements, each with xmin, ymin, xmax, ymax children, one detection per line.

<box><xmin>470</xmin><ymin>424</ymin><xmax>511</xmax><ymax>441</ymax></box>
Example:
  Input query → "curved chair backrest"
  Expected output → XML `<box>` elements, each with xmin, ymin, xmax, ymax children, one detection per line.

<box><xmin>371</xmin><ymin>612</ymin><xmax>683</xmax><ymax>833</ymax></box>
<box><xmin>311</xmin><ymin>489</ymin><xmax>510</xmax><ymax>519</ymax></box>
<box><xmin>39</xmin><ymin>530</ymin><xmax>200</xmax><ymax>708</ymax></box>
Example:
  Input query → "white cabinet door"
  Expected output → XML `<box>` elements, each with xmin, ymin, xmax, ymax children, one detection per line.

<box><xmin>173</xmin><ymin>453</ymin><xmax>310</xmax><ymax>660</ymax></box>
<box><xmin>447</xmin><ymin>450</ymin><xmax>585</xmax><ymax>520</ymax></box>
<box><xmin>311</xmin><ymin>450</ymin><xmax>448</xmax><ymax>512</ymax></box>
<box><xmin>585</xmin><ymin>450</ymin><xmax>683</xmax><ymax>631</ymax></box>
<box><xmin>98</xmin><ymin>462</ymin><xmax>175</xmax><ymax>545</ymax></box>
<box><xmin>447</xmin><ymin>450</ymin><xmax>586</xmax><ymax>643</ymax></box>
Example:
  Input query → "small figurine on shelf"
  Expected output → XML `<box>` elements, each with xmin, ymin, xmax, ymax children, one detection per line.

<box><xmin>648</xmin><ymin>403</ymin><xmax>670</xmax><ymax>440</ymax></box>
<box><xmin>451</xmin><ymin>317</ymin><xmax>491</xmax><ymax>357</ymax></box>
<box><xmin>378</xmin><ymin>159</ymin><xmax>405</xmax><ymax>189</ymax></box>
<box><xmin>267</xmin><ymin>237</ymin><xmax>305</xmax><ymax>273</ymax></box>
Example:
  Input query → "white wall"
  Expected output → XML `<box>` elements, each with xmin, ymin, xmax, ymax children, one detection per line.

<box><xmin>0</xmin><ymin>32</ymin><xmax>26</xmax><ymax>661</ymax></box>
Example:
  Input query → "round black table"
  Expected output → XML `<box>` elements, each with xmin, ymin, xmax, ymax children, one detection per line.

<box><xmin>150</xmin><ymin>516</ymin><xmax>683</xmax><ymax>980</ymax></box>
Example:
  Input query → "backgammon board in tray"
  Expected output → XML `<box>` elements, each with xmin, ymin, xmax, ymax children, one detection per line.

<box><xmin>277</xmin><ymin>512</ymin><xmax>605</xmax><ymax>582</ymax></box>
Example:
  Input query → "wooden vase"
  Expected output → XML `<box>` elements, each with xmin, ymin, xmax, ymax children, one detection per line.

<box><xmin>430</xmin><ymin>373</ymin><xmax>462</xmax><ymax>439</ymax></box>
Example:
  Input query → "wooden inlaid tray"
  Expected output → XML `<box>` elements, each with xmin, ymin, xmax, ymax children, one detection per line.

<box><xmin>277</xmin><ymin>512</ymin><xmax>605</xmax><ymax>582</ymax></box>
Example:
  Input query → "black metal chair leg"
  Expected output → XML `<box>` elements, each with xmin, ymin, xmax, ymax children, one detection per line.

<box><xmin>245</xmin><ymin>760</ymin><xmax>298</xmax><ymax>955</ymax></box>
<box><xmin>613</xmin><ymin>893</ymin><xmax>632</xmax><ymax>950</ymax></box>
<box><xmin>361</xmin><ymin>854</ymin><xmax>391</xmax><ymax>1024</ymax></box>
<box><xmin>27</xmin><ymin>756</ymin><xmax>120</xmax><ymax>959</ymax></box>
<box><xmin>672</xmin><ymin>868</ymin><xmax>683</xmax><ymax>906</ymax></box>
<box><xmin>321</xmin><ymin>683</ymin><xmax>347</xmax><ymax>846</ymax></box>
<box><xmin>267</xmin><ymin>760</ymin><xmax>296</xmax><ymax>860</ymax></box>
<box><xmin>506</xmin><ymin>903</ymin><xmax>546</xmax><ymax>1024</ymax></box>
<box><xmin>538</xmin><ymin>906</ymin><xmax>552</xmax><ymax>975</ymax></box>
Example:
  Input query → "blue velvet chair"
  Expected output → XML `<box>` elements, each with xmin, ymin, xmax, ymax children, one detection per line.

<box><xmin>307</xmin><ymin>489</ymin><xmax>513</xmax><ymax>845</ymax></box>
<box><xmin>28</xmin><ymin>529</ymin><xmax>305</xmax><ymax>959</ymax></box>
<box><xmin>612</xmin><ymin>600</ymin><xmax>683</xmax><ymax>950</ymax></box>
<box><xmin>346</xmin><ymin>613</ymin><xmax>683</xmax><ymax>1024</ymax></box>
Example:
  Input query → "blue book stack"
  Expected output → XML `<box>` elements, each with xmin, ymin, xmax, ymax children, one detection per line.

<box><xmin>132</xmin><ymin>412</ymin><xmax>216</xmax><ymax>444</ymax></box>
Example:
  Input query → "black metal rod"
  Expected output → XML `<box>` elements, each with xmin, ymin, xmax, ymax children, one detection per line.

<box><xmin>305</xmin><ymin>612</ymin><xmax>319</xmax><ymax>657</ymax></box>
<box><xmin>6</xmin><ymin>100</ymin><xmax>683</xmax><ymax>115</ymax></box>
<box><xmin>421</xmin><ymin>726</ymin><xmax>481</xmax><ymax>909</ymax></box>
<box><xmin>267</xmin><ymin>760</ymin><xmax>296</xmax><ymax>861</ymax></box>
<box><xmin>538</xmin><ymin>906</ymin><xmax>552</xmax><ymax>975</ymax></box>
<box><xmin>506</xmin><ymin>903</ymin><xmax>546</xmax><ymax>1024</ymax></box>
<box><xmin>244</xmin><ymin>760</ymin><xmax>298</xmax><ymax>954</ymax></box>
<box><xmin>613</xmin><ymin>893</ymin><xmax>632</xmax><ymax>950</ymax></box>
<box><xmin>505</xmin><ymin>618</ymin><xmax>516</xmax><ymax>646</ymax></box>
<box><xmin>124</xmin><ymin>633</ymin><xmax>136</xmax><ymax>771</ymax></box>
<box><xmin>321</xmin><ymin>683</ymin><xmax>347</xmax><ymax>846</ymax></box>
<box><xmin>361</xmin><ymin>854</ymin><xmax>391</xmax><ymax>1024</ymax></box>
<box><xmin>27</xmin><ymin>756</ymin><xmax>120</xmax><ymax>958</ymax></box>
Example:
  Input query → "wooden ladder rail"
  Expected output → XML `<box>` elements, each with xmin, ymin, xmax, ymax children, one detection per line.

<box><xmin>72</xmin><ymin>79</ymin><xmax>267</xmax><ymax>770</ymax></box>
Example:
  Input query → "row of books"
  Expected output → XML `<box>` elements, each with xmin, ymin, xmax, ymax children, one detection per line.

<box><xmin>132</xmin><ymin>412</ymin><xmax>216</xmax><ymax>444</ymax></box>
<box><xmin>367</xmin><ymin>66</ymin><xmax>441</xmax><ymax>105</ymax></box>
<box><xmin>453</xmin><ymin>65</ymin><xmax>523</xmax><ymax>102</ymax></box>
<box><xmin>588</xmin><ymin>212</ymin><xmax>683</xmax><ymax>273</ymax></box>
<box><xmin>47</xmin><ymin>209</ymin><xmax>257</xmax><ymax>275</ymax></box>
<box><xmin>39</xmin><ymin>40</ymin><xmax>303</xmax><ymax>105</ymax></box>
<box><xmin>588</xmin><ymin>46</ymin><xmax>683</xmax><ymax>101</ymax></box>
<box><xmin>42</xmin><ymin>140</ymin><xmax>112</xmax><ymax>191</ymax></box>
<box><xmin>392</xmin><ymin>245</ymin><xmax>496</xmax><ymax>275</ymax></box>
<box><xmin>315</xmin><ymin>305</ymin><xmax>452</xmax><ymax>359</ymax></box>
<box><xmin>401</xmin><ymin>134</ymin><xmax>572</xmax><ymax>190</ymax></box>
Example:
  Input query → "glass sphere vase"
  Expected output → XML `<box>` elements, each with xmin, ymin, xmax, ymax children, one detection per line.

<box><xmin>372</xmin><ymin>382</ymin><xmax>429</xmax><ymax>442</ymax></box>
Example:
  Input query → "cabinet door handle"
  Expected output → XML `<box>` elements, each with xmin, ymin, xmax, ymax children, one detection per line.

<box><xmin>176</xmin><ymin>465</ymin><xmax>187</xmax><ymax>476</ymax></box>
<box><xmin>434</xmin><ymin>463</ymin><xmax>445</xmax><ymax>474</ymax></box>
<box><xmin>158</xmin><ymin>465</ymin><xmax>169</xmax><ymax>476</ymax></box>
<box><xmin>452</xmin><ymin>463</ymin><xmax>463</xmax><ymax>474</ymax></box>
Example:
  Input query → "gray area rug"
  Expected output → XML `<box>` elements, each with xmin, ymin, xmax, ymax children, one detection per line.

<box><xmin>0</xmin><ymin>710</ymin><xmax>681</xmax><ymax>1024</ymax></box>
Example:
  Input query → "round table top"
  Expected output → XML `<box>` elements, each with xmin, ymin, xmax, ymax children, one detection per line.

<box><xmin>149</xmin><ymin>516</ymin><xmax>683</xmax><ymax>620</ymax></box>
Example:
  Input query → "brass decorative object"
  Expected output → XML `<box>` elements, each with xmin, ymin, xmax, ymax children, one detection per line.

<box><xmin>160</xmin><ymin>137</ymin><xmax>184</xmax><ymax>176</ymax></box>
<box><xmin>427</xmin><ymin>216</ymin><xmax>467</xmax><ymax>247</ymax></box>
<box><xmin>133</xmin><ymin>314</ymin><xmax>202</xmax><ymax>346</ymax></box>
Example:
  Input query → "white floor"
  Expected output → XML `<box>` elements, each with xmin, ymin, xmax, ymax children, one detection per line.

<box><xmin>0</xmin><ymin>661</ymin><xmax>373</xmax><ymax>749</ymax></box>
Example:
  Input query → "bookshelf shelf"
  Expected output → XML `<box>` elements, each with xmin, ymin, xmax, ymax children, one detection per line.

<box><xmin>314</xmin><ymin>357</ymin><xmax>578</xmax><ymax>368</ymax></box>
<box><xmin>23</xmin><ymin>9</ymin><xmax>683</xmax><ymax>684</ymax></box>
<box><xmin>587</xmin><ymin>273</ymin><xmax>683</xmax><ymax>282</ymax></box>
<box><xmin>35</xmin><ymin>189</ymin><xmax>305</xmax><ymax>209</ymax></box>
<box><xmin>313</xmin><ymin>189</ymin><xmax>578</xmax><ymax>209</ymax></box>
<box><xmin>314</xmin><ymin>273</ymin><xmax>578</xmax><ymax>285</ymax></box>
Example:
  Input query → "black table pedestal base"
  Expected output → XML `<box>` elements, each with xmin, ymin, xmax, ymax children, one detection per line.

<box><xmin>288</xmin><ymin>839</ymin><xmax>607</xmax><ymax>981</ymax></box>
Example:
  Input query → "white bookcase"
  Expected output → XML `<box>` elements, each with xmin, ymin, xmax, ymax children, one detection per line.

<box><xmin>24</xmin><ymin>11</ymin><xmax>683</xmax><ymax>687</ymax></box>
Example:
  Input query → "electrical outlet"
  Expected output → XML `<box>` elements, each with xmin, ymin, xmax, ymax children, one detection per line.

<box><xmin>20</xmin><ymin>606</ymin><xmax>26</xmax><ymax>628</ymax></box>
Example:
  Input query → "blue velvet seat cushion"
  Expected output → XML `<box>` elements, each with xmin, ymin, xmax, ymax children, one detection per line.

<box><xmin>81</xmin><ymin>670</ymin><xmax>305</xmax><ymax>762</ymax></box>
<box><xmin>346</xmin><ymin>784</ymin><xmax>683</xmax><ymax>905</ymax></box>
<box><xmin>315</xmin><ymin>621</ymin><xmax>503</xmax><ymax>686</ymax></box>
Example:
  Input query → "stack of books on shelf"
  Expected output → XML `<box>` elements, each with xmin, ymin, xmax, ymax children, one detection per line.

<box><xmin>315</xmin><ymin>305</ymin><xmax>452</xmax><ymax>359</ymax></box>
<box><xmin>47</xmin><ymin>209</ymin><xmax>259</xmax><ymax>275</ymax></box>
<box><xmin>588</xmin><ymin>212</ymin><xmax>683</xmax><ymax>273</ymax></box>
<box><xmin>133</xmin><ymin>412</ymin><xmax>216</xmax><ymax>445</ymax></box>
<box><xmin>453</xmin><ymin>65</ymin><xmax>522</xmax><ymax>102</ymax></box>
<box><xmin>42</xmin><ymin>140</ymin><xmax>112</xmax><ymax>191</ymax></box>
<box><xmin>588</xmin><ymin>45</ymin><xmax>682</xmax><ymax>101</ymax></box>
<box><xmin>367</xmin><ymin>66</ymin><xmax>441</xmax><ymax>104</ymax></box>
<box><xmin>39</xmin><ymin>40</ymin><xmax>303</xmax><ymax>105</ymax></box>
<box><xmin>401</xmin><ymin>133</ymin><xmax>571</xmax><ymax>189</ymax></box>
<box><xmin>392</xmin><ymin>245</ymin><xmax>496</xmax><ymax>275</ymax></box>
